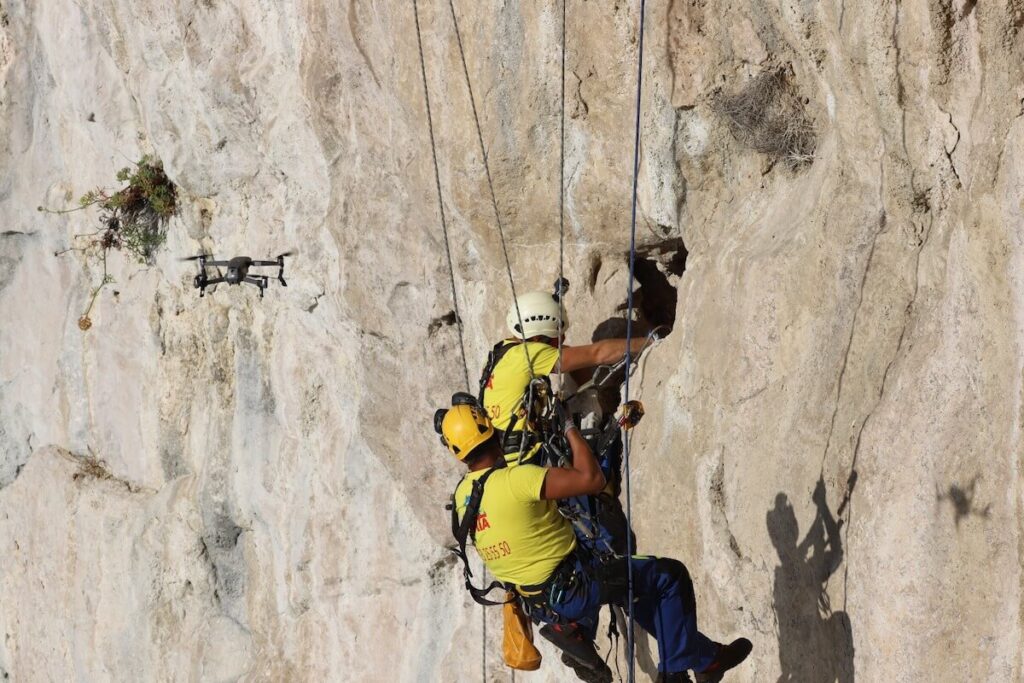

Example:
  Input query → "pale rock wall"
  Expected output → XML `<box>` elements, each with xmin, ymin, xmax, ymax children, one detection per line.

<box><xmin>0</xmin><ymin>1</ymin><xmax>1022</xmax><ymax>682</ymax></box>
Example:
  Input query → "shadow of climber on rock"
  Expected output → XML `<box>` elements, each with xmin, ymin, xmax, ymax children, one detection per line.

<box><xmin>767</xmin><ymin>479</ymin><xmax>855</xmax><ymax>683</ymax></box>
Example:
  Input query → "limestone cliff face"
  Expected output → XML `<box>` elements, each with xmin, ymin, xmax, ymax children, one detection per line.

<box><xmin>1</xmin><ymin>1</ymin><xmax>1022</xmax><ymax>681</ymax></box>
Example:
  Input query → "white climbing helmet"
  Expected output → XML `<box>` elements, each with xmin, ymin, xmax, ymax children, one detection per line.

<box><xmin>506</xmin><ymin>291</ymin><xmax>568</xmax><ymax>339</ymax></box>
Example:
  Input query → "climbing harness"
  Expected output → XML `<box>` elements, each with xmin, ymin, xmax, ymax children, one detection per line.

<box><xmin>448</xmin><ymin>461</ymin><xmax>514</xmax><ymax>606</ymax></box>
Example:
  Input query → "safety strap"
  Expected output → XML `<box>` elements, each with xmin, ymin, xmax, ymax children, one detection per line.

<box><xmin>477</xmin><ymin>339</ymin><xmax>522</xmax><ymax>404</ymax></box>
<box><xmin>480</xmin><ymin>343</ymin><xmax>560</xmax><ymax>461</ymax></box>
<box><xmin>449</xmin><ymin>464</ymin><xmax>512</xmax><ymax>606</ymax></box>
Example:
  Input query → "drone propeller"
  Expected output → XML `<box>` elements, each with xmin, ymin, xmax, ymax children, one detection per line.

<box><xmin>276</xmin><ymin>250</ymin><xmax>296</xmax><ymax>259</ymax></box>
<box><xmin>180</xmin><ymin>254</ymin><xmax>212</xmax><ymax>262</ymax></box>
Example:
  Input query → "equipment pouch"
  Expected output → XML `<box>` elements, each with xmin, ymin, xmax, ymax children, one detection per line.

<box><xmin>502</xmin><ymin>592</ymin><xmax>542</xmax><ymax>671</ymax></box>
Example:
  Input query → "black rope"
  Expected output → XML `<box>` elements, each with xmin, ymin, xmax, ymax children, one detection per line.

<box><xmin>556</xmin><ymin>0</ymin><xmax>567</xmax><ymax>395</ymax></box>
<box><xmin>621</xmin><ymin>1</ymin><xmax>648</xmax><ymax>681</ymax></box>
<box><xmin>447</xmin><ymin>0</ymin><xmax>537</xmax><ymax>378</ymax></box>
<box><xmin>412</xmin><ymin>2</ymin><xmax>484</xmax><ymax>680</ymax></box>
<box><xmin>413</xmin><ymin>0</ymin><xmax>471</xmax><ymax>393</ymax></box>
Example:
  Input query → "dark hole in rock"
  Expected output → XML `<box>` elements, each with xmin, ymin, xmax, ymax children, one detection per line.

<box><xmin>584</xmin><ymin>238</ymin><xmax>687</xmax><ymax>412</ymax></box>
<box><xmin>592</xmin><ymin>237</ymin><xmax>687</xmax><ymax>341</ymax></box>
<box><xmin>428</xmin><ymin>310</ymin><xmax>460</xmax><ymax>336</ymax></box>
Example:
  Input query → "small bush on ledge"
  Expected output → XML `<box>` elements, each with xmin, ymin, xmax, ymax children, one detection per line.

<box><xmin>41</xmin><ymin>155</ymin><xmax>178</xmax><ymax>330</ymax></box>
<box><xmin>713</xmin><ymin>67</ymin><xmax>817</xmax><ymax>171</ymax></box>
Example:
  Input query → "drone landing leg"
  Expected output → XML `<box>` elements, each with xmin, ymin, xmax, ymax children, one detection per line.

<box><xmin>196</xmin><ymin>275</ymin><xmax>226</xmax><ymax>298</ymax></box>
<box><xmin>243</xmin><ymin>275</ymin><xmax>267</xmax><ymax>298</ymax></box>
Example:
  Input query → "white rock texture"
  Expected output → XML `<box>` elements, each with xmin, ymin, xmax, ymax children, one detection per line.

<box><xmin>1</xmin><ymin>0</ymin><xmax>1022</xmax><ymax>681</ymax></box>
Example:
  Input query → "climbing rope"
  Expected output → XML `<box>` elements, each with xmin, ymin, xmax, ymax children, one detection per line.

<box><xmin>447</xmin><ymin>0</ymin><xmax>538</xmax><ymax>380</ymax></box>
<box><xmin>419</xmin><ymin>1</ymin><xmax>650</xmax><ymax>679</ymax></box>
<box><xmin>411</xmin><ymin>2</ymin><xmax>486</xmax><ymax>679</ymax></box>
<box><xmin>556</xmin><ymin>0</ymin><xmax>567</xmax><ymax>398</ymax></box>
<box><xmin>621</xmin><ymin>1</ymin><xmax>649</xmax><ymax>681</ymax></box>
<box><xmin>413</xmin><ymin>0</ymin><xmax>471</xmax><ymax>393</ymax></box>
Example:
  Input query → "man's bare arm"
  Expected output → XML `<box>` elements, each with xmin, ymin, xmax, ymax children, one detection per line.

<box><xmin>558</xmin><ymin>338</ymin><xmax>649</xmax><ymax>373</ymax></box>
<box><xmin>540</xmin><ymin>426</ymin><xmax>606</xmax><ymax>500</ymax></box>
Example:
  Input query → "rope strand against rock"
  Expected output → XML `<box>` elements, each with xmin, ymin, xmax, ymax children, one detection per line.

<box><xmin>412</xmin><ymin>3</ymin><xmax>482</xmax><ymax>680</ymax></box>
<box><xmin>447</xmin><ymin>0</ymin><xmax>536</xmax><ymax>378</ymax></box>
<box><xmin>413</xmin><ymin>0</ymin><xmax>471</xmax><ymax>393</ymax></box>
<box><xmin>622</xmin><ymin>1</ymin><xmax>649</xmax><ymax>681</ymax></box>
<box><xmin>556</xmin><ymin>0</ymin><xmax>567</xmax><ymax>397</ymax></box>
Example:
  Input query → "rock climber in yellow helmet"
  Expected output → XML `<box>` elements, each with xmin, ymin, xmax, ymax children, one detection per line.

<box><xmin>437</xmin><ymin>395</ymin><xmax>752</xmax><ymax>683</ymax></box>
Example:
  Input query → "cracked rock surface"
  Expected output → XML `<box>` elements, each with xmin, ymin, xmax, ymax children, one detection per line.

<box><xmin>1</xmin><ymin>1</ymin><xmax>1022</xmax><ymax>681</ymax></box>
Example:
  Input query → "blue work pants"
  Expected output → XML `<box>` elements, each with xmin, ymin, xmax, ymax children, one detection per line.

<box><xmin>548</xmin><ymin>553</ymin><xmax>719</xmax><ymax>674</ymax></box>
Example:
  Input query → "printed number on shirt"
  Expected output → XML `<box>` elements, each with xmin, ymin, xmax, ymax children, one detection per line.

<box><xmin>479</xmin><ymin>541</ymin><xmax>512</xmax><ymax>561</ymax></box>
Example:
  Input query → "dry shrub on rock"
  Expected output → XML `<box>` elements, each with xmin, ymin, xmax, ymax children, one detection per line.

<box><xmin>714</xmin><ymin>67</ymin><xmax>817</xmax><ymax>170</ymax></box>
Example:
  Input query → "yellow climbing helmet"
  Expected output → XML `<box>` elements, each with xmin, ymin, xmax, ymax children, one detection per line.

<box><xmin>434</xmin><ymin>393</ymin><xmax>496</xmax><ymax>460</ymax></box>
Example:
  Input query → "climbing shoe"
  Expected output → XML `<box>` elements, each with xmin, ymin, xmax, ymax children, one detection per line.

<box><xmin>694</xmin><ymin>638</ymin><xmax>753</xmax><ymax>682</ymax></box>
<box><xmin>539</xmin><ymin>623</ymin><xmax>608</xmax><ymax>676</ymax></box>
<box><xmin>657</xmin><ymin>672</ymin><xmax>693</xmax><ymax>683</ymax></box>
<box><xmin>560</xmin><ymin>652</ymin><xmax>613</xmax><ymax>683</ymax></box>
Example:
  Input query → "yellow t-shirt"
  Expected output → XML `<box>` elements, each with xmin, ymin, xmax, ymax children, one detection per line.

<box><xmin>455</xmin><ymin>464</ymin><xmax>576</xmax><ymax>586</ymax></box>
<box><xmin>482</xmin><ymin>340</ymin><xmax>560</xmax><ymax>432</ymax></box>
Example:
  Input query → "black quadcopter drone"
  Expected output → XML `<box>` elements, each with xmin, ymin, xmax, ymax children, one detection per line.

<box><xmin>182</xmin><ymin>252</ymin><xmax>293</xmax><ymax>298</ymax></box>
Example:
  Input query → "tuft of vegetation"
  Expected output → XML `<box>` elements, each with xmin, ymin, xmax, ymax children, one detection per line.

<box><xmin>41</xmin><ymin>155</ymin><xmax>177</xmax><ymax>331</ymax></box>
<box><xmin>713</xmin><ymin>67</ymin><xmax>817</xmax><ymax>171</ymax></box>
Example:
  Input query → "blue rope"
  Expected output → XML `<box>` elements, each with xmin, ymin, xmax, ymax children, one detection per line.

<box><xmin>556</xmin><ymin>0</ymin><xmax>567</xmax><ymax>396</ymax></box>
<box><xmin>622</xmin><ymin>1</ymin><xmax>648</xmax><ymax>681</ymax></box>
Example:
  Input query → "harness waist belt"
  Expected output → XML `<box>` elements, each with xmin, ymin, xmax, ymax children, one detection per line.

<box><xmin>515</xmin><ymin>552</ymin><xmax>577</xmax><ymax>597</ymax></box>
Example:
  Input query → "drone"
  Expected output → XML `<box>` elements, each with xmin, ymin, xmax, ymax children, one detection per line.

<box><xmin>182</xmin><ymin>252</ymin><xmax>293</xmax><ymax>298</ymax></box>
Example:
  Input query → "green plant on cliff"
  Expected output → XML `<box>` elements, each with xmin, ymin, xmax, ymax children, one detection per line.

<box><xmin>41</xmin><ymin>155</ymin><xmax>177</xmax><ymax>330</ymax></box>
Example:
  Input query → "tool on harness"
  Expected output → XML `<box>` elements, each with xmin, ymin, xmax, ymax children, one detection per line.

<box><xmin>502</xmin><ymin>590</ymin><xmax>543</xmax><ymax>670</ymax></box>
<box><xmin>487</xmin><ymin>370</ymin><xmax>557</xmax><ymax>462</ymax></box>
<box><xmin>552</xmin><ymin>276</ymin><xmax>570</xmax><ymax>302</ymax></box>
<box><xmin>447</xmin><ymin>462</ymin><xmax>512</xmax><ymax>606</ymax></box>
<box><xmin>512</xmin><ymin>551</ymin><xmax>583</xmax><ymax>623</ymax></box>
<box><xmin>618</xmin><ymin>401</ymin><xmax>645</xmax><ymax>431</ymax></box>
<box><xmin>477</xmin><ymin>339</ymin><xmax>554</xmax><ymax>444</ymax></box>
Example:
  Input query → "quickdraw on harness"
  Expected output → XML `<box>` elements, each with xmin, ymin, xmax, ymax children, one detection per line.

<box><xmin>447</xmin><ymin>461</ymin><xmax>512</xmax><ymax>607</ymax></box>
<box><xmin>478</xmin><ymin>344</ymin><xmax>556</xmax><ymax>461</ymax></box>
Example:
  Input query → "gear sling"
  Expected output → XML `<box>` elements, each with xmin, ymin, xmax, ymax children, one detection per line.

<box><xmin>448</xmin><ymin>462</ymin><xmax>509</xmax><ymax>606</ymax></box>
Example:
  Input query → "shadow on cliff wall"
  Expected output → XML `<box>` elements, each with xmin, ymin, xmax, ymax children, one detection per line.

<box><xmin>935</xmin><ymin>474</ymin><xmax>991</xmax><ymax>528</ymax></box>
<box><xmin>767</xmin><ymin>477</ymin><xmax>855</xmax><ymax>683</ymax></box>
